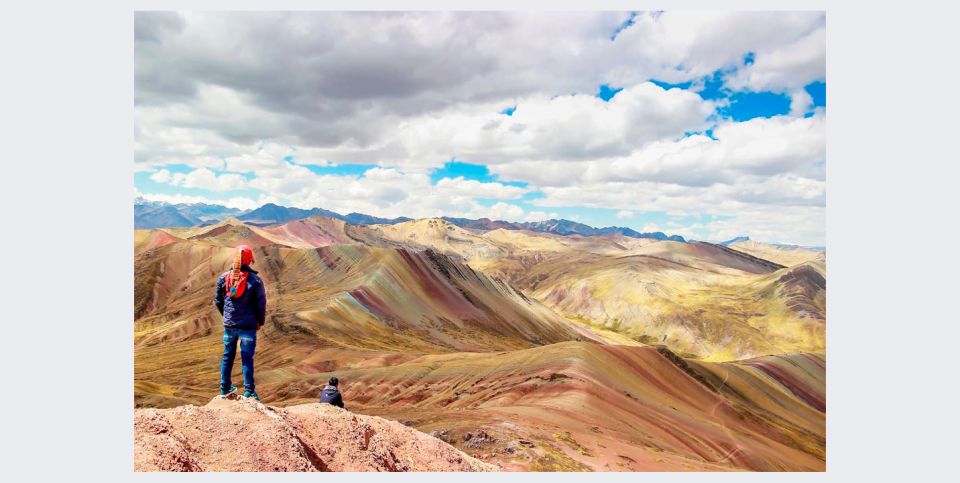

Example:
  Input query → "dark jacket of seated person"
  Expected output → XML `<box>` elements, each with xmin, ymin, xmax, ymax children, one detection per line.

<box><xmin>319</xmin><ymin>378</ymin><xmax>345</xmax><ymax>409</ymax></box>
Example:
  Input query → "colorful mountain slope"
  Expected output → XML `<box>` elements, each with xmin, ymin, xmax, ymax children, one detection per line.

<box><xmin>727</xmin><ymin>239</ymin><xmax>824</xmax><ymax>267</ymax></box>
<box><xmin>133</xmin><ymin>216</ymin><xmax>827</xmax><ymax>472</ymax></box>
<box><xmin>135</xmin><ymin>237</ymin><xmax>605</xmax><ymax>406</ymax></box>
<box><xmin>138</xmin><ymin>218</ymin><xmax>825</xmax><ymax>362</ymax></box>
<box><xmin>365</xmin><ymin>218</ymin><xmax>506</xmax><ymax>264</ymax></box>
<box><xmin>264</xmin><ymin>342</ymin><xmax>825</xmax><ymax>471</ymax></box>
<box><xmin>134</xmin><ymin>229</ymin><xmax>182</xmax><ymax>254</ymax></box>
<box><xmin>259</xmin><ymin>216</ymin><xmax>357</xmax><ymax>248</ymax></box>
<box><xmin>514</xmin><ymin>251</ymin><xmax>823</xmax><ymax>361</ymax></box>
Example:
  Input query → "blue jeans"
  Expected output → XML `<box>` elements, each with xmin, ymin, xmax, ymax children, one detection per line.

<box><xmin>220</xmin><ymin>328</ymin><xmax>257</xmax><ymax>393</ymax></box>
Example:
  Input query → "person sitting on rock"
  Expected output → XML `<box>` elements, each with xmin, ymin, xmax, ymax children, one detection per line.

<box><xmin>214</xmin><ymin>245</ymin><xmax>268</xmax><ymax>401</ymax></box>
<box><xmin>319</xmin><ymin>376</ymin><xmax>345</xmax><ymax>409</ymax></box>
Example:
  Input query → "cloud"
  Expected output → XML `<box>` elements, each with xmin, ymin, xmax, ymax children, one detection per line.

<box><xmin>135</xmin><ymin>12</ymin><xmax>824</xmax><ymax>169</ymax></box>
<box><xmin>602</xmin><ymin>113</ymin><xmax>826</xmax><ymax>186</ymax></box>
<box><xmin>137</xmin><ymin>81</ymin><xmax>715</xmax><ymax>174</ymax></box>
<box><xmin>486</xmin><ymin>113</ymin><xmax>825</xmax><ymax>193</ymax></box>
<box><xmin>789</xmin><ymin>88</ymin><xmax>814</xmax><ymax>116</ymax></box>
<box><xmin>698</xmin><ymin>205</ymin><xmax>825</xmax><ymax>246</ymax></box>
<box><xmin>149</xmin><ymin>169</ymin><xmax>172</xmax><ymax>183</ymax></box>
<box><xmin>151</xmin><ymin>167</ymin><xmax>248</xmax><ymax>192</ymax></box>
<box><xmin>524</xmin><ymin>210</ymin><xmax>560</xmax><ymax>222</ymax></box>
<box><xmin>616</xmin><ymin>210</ymin><xmax>634</xmax><ymax>219</ymax></box>
<box><xmin>608</xmin><ymin>12</ymin><xmax>823</xmax><ymax>84</ymax></box>
<box><xmin>469</xmin><ymin>202</ymin><xmax>526</xmax><ymax>221</ymax></box>
<box><xmin>488</xmin><ymin>160</ymin><xmax>589</xmax><ymax>188</ymax></box>
<box><xmin>134</xmin><ymin>11</ymin><xmax>827</xmax><ymax>245</ymax></box>
<box><xmin>145</xmin><ymin>143</ymin><xmax>534</xmax><ymax>223</ymax></box>
<box><xmin>434</xmin><ymin>177</ymin><xmax>528</xmax><ymax>200</ymax></box>
<box><xmin>529</xmin><ymin>178</ymin><xmax>825</xmax><ymax>245</ymax></box>
<box><xmin>177</xmin><ymin>168</ymin><xmax>248</xmax><ymax>191</ymax></box>
<box><xmin>726</xmin><ymin>26</ymin><xmax>826</xmax><ymax>93</ymax></box>
<box><xmin>136</xmin><ymin>191</ymin><xmax>260</xmax><ymax>211</ymax></box>
<box><xmin>134</xmin><ymin>11</ymin><xmax>185</xmax><ymax>43</ymax></box>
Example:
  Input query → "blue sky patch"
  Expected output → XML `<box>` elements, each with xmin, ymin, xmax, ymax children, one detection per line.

<box><xmin>683</xmin><ymin>129</ymin><xmax>716</xmax><ymax>140</ymax></box>
<box><xmin>431</xmin><ymin>161</ymin><xmax>496</xmax><ymax>184</ymax></box>
<box><xmin>596</xmin><ymin>84</ymin><xmax>623</xmax><ymax>102</ymax></box>
<box><xmin>805</xmin><ymin>81</ymin><xmax>826</xmax><ymax>108</ymax></box>
<box><xmin>170</xmin><ymin>164</ymin><xmax>196</xmax><ymax>174</ymax></box>
<box><xmin>697</xmin><ymin>71</ymin><xmax>729</xmax><ymax>101</ymax></box>
<box><xmin>520</xmin><ymin>191</ymin><xmax>546</xmax><ymax>202</ymax></box>
<box><xmin>654</xmin><ymin>66</ymin><xmax>825</xmax><ymax>122</ymax></box>
<box><xmin>650</xmin><ymin>79</ymin><xmax>693</xmax><ymax>91</ymax></box>
<box><xmin>302</xmin><ymin>163</ymin><xmax>377</xmax><ymax>177</ymax></box>
<box><xmin>718</xmin><ymin>91</ymin><xmax>791</xmax><ymax>121</ymax></box>
<box><xmin>431</xmin><ymin>161</ymin><xmax>528</xmax><ymax>188</ymax></box>
<box><xmin>501</xmin><ymin>105</ymin><xmax>516</xmax><ymax>116</ymax></box>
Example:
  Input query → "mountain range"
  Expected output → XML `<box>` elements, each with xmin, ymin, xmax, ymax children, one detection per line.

<box><xmin>135</xmin><ymin>199</ymin><xmax>685</xmax><ymax>241</ymax></box>
<box><xmin>134</xmin><ymin>199</ymin><xmax>243</xmax><ymax>229</ymax></box>
<box><xmin>721</xmin><ymin>235</ymin><xmax>825</xmax><ymax>251</ymax></box>
<box><xmin>134</xmin><ymin>206</ymin><xmax>826</xmax><ymax>471</ymax></box>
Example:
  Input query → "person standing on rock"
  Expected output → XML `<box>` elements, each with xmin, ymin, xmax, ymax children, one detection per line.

<box><xmin>214</xmin><ymin>245</ymin><xmax>267</xmax><ymax>401</ymax></box>
<box><xmin>319</xmin><ymin>377</ymin><xmax>345</xmax><ymax>409</ymax></box>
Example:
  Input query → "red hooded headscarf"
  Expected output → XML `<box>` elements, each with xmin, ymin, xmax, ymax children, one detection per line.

<box><xmin>225</xmin><ymin>245</ymin><xmax>255</xmax><ymax>298</ymax></box>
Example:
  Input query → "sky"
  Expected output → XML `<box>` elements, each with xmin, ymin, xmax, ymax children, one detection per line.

<box><xmin>134</xmin><ymin>11</ymin><xmax>826</xmax><ymax>246</ymax></box>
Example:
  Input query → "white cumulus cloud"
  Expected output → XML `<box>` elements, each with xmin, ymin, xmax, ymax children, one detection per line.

<box><xmin>133</xmin><ymin>11</ymin><xmax>827</xmax><ymax>245</ymax></box>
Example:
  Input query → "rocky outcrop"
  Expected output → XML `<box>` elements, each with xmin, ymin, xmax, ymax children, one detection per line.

<box><xmin>134</xmin><ymin>395</ymin><xmax>497</xmax><ymax>472</ymax></box>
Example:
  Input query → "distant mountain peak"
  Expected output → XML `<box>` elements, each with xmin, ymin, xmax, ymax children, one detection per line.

<box><xmin>720</xmin><ymin>236</ymin><xmax>750</xmax><ymax>246</ymax></box>
<box><xmin>133</xmin><ymin>200</ymin><xmax>684</xmax><ymax>241</ymax></box>
<box><xmin>438</xmin><ymin>216</ymin><xmax>685</xmax><ymax>241</ymax></box>
<box><xmin>239</xmin><ymin>203</ymin><xmax>341</xmax><ymax>224</ymax></box>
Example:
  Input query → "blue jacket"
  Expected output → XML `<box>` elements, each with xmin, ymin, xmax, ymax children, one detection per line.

<box><xmin>319</xmin><ymin>385</ymin><xmax>344</xmax><ymax>408</ymax></box>
<box><xmin>214</xmin><ymin>266</ymin><xmax>267</xmax><ymax>331</ymax></box>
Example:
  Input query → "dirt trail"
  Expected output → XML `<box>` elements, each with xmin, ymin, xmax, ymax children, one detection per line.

<box><xmin>134</xmin><ymin>394</ymin><xmax>498</xmax><ymax>472</ymax></box>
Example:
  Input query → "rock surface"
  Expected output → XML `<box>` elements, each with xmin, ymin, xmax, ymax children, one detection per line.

<box><xmin>134</xmin><ymin>395</ymin><xmax>497</xmax><ymax>472</ymax></box>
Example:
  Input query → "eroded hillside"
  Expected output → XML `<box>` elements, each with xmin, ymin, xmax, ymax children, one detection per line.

<box><xmin>134</xmin><ymin>217</ymin><xmax>826</xmax><ymax>471</ymax></box>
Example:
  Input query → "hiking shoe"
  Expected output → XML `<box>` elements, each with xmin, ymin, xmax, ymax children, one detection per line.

<box><xmin>242</xmin><ymin>390</ymin><xmax>260</xmax><ymax>401</ymax></box>
<box><xmin>220</xmin><ymin>385</ymin><xmax>238</xmax><ymax>396</ymax></box>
